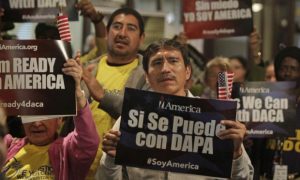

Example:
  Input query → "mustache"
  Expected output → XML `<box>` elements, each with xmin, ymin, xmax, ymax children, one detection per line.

<box><xmin>114</xmin><ymin>36</ymin><xmax>129</xmax><ymax>45</ymax></box>
<box><xmin>157</xmin><ymin>74</ymin><xmax>176</xmax><ymax>82</ymax></box>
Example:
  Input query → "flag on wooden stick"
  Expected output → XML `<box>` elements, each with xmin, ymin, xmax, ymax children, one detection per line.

<box><xmin>217</xmin><ymin>71</ymin><xmax>234</xmax><ymax>100</ymax></box>
<box><xmin>57</xmin><ymin>13</ymin><xmax>71</xmax><ymax>42</ymax></box>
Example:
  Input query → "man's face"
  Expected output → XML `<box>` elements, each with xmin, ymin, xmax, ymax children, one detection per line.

<box><xmin>23</xmin><ymin>118</ymin><xmax>61</xmax><ymax>146</ymax></box>
<box><xmin>107</xmin><ymin>14</ymin><xmax>144</xmax><ymax>59</ymax></box>
<box><xmin>146</xmin><ymin>49</ymin><xmax>191</xmax><ymax>96</ymax></box>
<box><xmin>278</xmin><ymin>57</ymin><xmax>300</xmax><ymax>81</ymax></box>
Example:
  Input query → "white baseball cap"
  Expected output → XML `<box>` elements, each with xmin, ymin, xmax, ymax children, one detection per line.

<box><xmin>21</xmin><ymin>115</ymin><xmax>63</xmax><ymax>124</ymax></box>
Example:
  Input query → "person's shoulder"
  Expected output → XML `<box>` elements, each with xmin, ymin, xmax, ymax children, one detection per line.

<box><xmin>84</xmin><ymin>54</ymin><xmax>107</xmax><ymax>66</ymax></box>
<box><xmin>4</xmin><ymin>134</ymin><xmax>26</xmax><ymax>147</ymax></box>
<box><xmin>137</xmin><ymin>54</ymin><xmax>143</xmax><ymax>63</ymax></box>
<box><xmin>187</xmin><ymin>90</ymin><xmax>197</xmax><ymax>98</ymax></box>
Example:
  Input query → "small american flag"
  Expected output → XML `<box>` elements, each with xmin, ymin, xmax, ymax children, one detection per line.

<box><xmin>217</xmin><ymin>71</ymin><xmax>234</xmax><ymax>100</ymax></box>
<box><xmin>57</xmin><ymin>13</ymin><xmax>71</xmax><ymax>42</ymax></box>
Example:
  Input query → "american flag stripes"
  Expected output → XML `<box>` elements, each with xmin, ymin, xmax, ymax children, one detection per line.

<box><xmin>57</xmin><ymin>13</ymin><xmax>71</xmax><ymax>42</ymax></box>
<box><xmin>217</xmin><ymin>71</ymin><xmax>234</xmax><ymax>100</ymax></box>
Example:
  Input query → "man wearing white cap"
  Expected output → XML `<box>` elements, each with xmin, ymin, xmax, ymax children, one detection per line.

<box><xmin>1</xmin><ymin>57</ymin><xmax>99</xmax><ymax>179</ymax></box>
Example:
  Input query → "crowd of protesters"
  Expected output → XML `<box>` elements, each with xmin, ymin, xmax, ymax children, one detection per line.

<box><xmin>0</xmin><ymin>1</ymin><xmax>300</xmax><ymax>180</ymax></box>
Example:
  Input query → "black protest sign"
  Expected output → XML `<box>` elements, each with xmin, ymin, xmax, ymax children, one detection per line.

<box><xmin>183</xmin><ymin>0</ymin><xmax>253</xmax><ymax>39</ymax></box>
<box><xmin>0</xmin><ymin>39</ymin><xmax>75</xmax><ymax>116</ymax></box>
<box><xmin>115</xmin><ymin>88</ymin><xmax>237</xmax><ymax>178</ymax></box>
<box><xmin>0</xmin><ymin>0</ymin><xmax>78</xmax><ymax>22</ymax></box>
<box><xmin>235</xmin><ymin>81</ymin><xmax>298</xmax><ymax>138</ymax></box>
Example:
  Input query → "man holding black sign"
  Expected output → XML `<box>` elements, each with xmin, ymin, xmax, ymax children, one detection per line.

<box><xmin>97</xmin><ymin>39</ymin><xmax>253</xmax><ymax>179</ymax></box>
<box><xmin>262</xmin><ymin>46</ymin><xmax>300</xmax><ymax>179</ymax></box>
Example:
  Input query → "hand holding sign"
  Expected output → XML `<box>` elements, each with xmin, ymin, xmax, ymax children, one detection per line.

<box><xmin>62</xmin><ymin>52</ymin><xmax>82</xmax><ymax>87</ymax></box>
<box><xmin>217</xmin><ymin>120</ymin><xmax>246</xmax><ymax>159</ymax></box>
<box><xmin>63</xmin><ymin>54</ymin><xmax>87</xmax><ymax>111</ymax></box>
<box><xmin>103</xmin><ymin>129</ymin><xmax>121</xmax><ymax>157</ymax></box>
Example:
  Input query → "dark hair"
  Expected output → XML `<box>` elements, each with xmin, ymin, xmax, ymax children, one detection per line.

<box><xmin>142</xmin><ymin>39</ymin><xmax>190</xmax><ymax>72</ymax></box>
<box><xmin>0</xmin><ymin>22</ymin><xmax>15</xmax><ymax>32</ymax></box>
<box><xmin>35</xmin><ymin>23</ymin><xmax>60</xmax><ymax>40</ymax></box>
<box><xmin>229</xmin><ymin>56</ymin><xmax>248</xmax><ymax>69</ymax></box>
<box><xmin>106</xmin><ymin>7</ymin><xmax>144</xmax><ymax>36</ymax></box>
<box><xmin>274</xmin><ymin>46</ymin><xmax>300</xmax><ymax>80</ymax></box>
<box><xmin>229</xmin><ymin>56</ymin><xmax>249</xmax><ymax>77</ymax></box>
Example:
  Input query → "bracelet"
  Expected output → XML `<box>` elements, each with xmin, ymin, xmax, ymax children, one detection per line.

<box><xmin>91</xmin><ymin>11</ymin><xmax>104</xmax><ymax>23</ymax></box>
